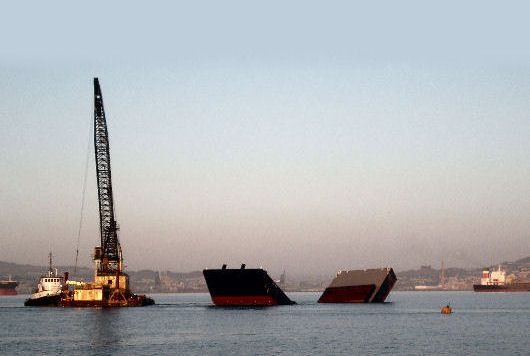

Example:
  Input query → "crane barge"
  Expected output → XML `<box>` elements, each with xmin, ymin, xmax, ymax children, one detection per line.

<box><xmin>59</xmin><ymin>78</ymin><xmax>154</xmax><ymax>307</ymax></box>
<box><xmin>25</xmin><ymin>78</ymin><xmax>154</xmax><ymax>307</ymax></box>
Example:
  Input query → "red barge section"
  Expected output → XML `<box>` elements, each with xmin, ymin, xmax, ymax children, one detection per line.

<box><xmin>318</xmin><ymin>267</ymin><xmax>397</xmax><ymax>303</ymax></box>
<box><xmin>203</xmin><ymin>265</ymin><xmax>295</xmax><ymax>306</ymax></box>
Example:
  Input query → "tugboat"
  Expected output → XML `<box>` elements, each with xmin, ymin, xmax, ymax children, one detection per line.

<box><xmin>24</xmin><ymin>252</ymin><xmax>63</xmax><ymax>306</ymax></box>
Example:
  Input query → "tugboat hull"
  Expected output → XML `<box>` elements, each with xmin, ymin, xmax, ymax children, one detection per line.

<box><xmin>24</xmin><ymin>294</ymin><xmax>61</xmax><ymax>307</ymax></box>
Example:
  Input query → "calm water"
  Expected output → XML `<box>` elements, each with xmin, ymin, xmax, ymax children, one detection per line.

<box><xmin>1</xmin><ymin>292</ymin><xmax>528</xmax><ymax>355</ymax></box>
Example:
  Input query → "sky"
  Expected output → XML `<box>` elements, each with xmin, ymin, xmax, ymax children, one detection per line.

<box><xmin>1</xmin><ymin>1</ymin><xmax>530</xmax><ymax>277</ymax></box>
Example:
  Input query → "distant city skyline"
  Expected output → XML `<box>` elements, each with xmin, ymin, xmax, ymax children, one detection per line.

<box><xmin>1</xmin><ymin>1</ymin><xmax>530</xmax><ymax>277</ymax></box>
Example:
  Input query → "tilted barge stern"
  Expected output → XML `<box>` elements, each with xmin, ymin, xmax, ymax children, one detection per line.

<box><xmin>318</xmin><ymin>267</ymin><xmax>397</xmax><ymax>303</ymax></box>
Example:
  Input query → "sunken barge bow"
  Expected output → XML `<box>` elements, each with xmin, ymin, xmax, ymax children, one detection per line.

<box><xmin>318</xmin><ymin>267</ymin><xmax>397</xmax><ymax>303</ymax></box>
<box><xmin>203</xmin><ymin>264</ymin><xmax>296</xmax><ymax>306</ymax></box>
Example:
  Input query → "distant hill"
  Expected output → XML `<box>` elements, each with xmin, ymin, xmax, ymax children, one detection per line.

<box><xmin>0</xmin><ymin>261</ymin><xmax>205</xmax><ymax>294</ymax></box>
<box><xmin>2</xmin><ymin>255</ymin><xmax>528</xmax><ymax>293</ymax></box>
<box><xmin>509</xmin><ymin>256</ymin><xmax>530</xmax><ymax>265</ymax></box>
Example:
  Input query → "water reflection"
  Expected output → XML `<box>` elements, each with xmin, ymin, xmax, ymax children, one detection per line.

<box><xmin>83</xmin><ymin>308</ymin><xmax>124</xmax><ymax>353</ymax></box>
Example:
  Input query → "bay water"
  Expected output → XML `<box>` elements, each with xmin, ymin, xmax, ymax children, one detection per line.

<box><xmin>1</xmin><ymin>292</ymin><xmax>528</xmax><ymax>355</ymax></box>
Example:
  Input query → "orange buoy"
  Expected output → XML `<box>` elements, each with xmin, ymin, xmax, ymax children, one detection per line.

<box><xmin>441</xmin><ymin>304</ymin><xmax>452</xmax><ymax>314</ymax></box>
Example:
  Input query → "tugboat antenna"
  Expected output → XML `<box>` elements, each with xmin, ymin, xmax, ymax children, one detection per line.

<box><xmin>48</xmin><ymin>251</ymin><xmax>53</xmax><ymax>274</ymax></box>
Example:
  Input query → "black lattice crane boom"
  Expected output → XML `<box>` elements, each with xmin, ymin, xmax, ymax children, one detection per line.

<box><xmin>93</xmin><ymin>78</ymin><xmax>121</xmax><ymax>274</ymax></box>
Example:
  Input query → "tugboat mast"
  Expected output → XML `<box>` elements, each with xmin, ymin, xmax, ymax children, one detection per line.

<box><xmin>48</xmin><ymin>251</ymin><xmax>53</xmax><ymax>274</ymax></box>
<box><xmin>93</xmin><ymin>78</ymin><xmax>121</xmax><ymax>276</ymax></box>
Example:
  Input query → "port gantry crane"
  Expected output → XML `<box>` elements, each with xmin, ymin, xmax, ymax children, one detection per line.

<box><xmin>92</xmin><ymin>78</ymin><xmax>127</xmax><ymax>295</ymax></box>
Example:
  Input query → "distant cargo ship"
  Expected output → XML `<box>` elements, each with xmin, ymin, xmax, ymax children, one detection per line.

<box><xmin>203</xmin><ymin>264</ymin><xmax>295</xmax><ymax>306</ymax></box>
<box><xmin>318</xmin><ymin>267</ymin><xmax>397</xmax><ymax>303</ymax></box>
<box><xmin>473</xmin><ymin>265</ymin><xmax>530</xmax><ymax>292</ymax></box>
<box><xmin>0</xmin><ymin>276</ymin><xmax>18</xmax><ymax>296</ymax></box>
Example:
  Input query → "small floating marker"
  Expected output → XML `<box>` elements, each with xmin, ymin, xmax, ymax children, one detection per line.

<box><xmin>441</xmin><ymin>304</ymin><xmax>452</xmax><ymax>314</ymax></box>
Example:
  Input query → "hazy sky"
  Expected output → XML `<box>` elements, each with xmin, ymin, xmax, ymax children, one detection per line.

<box><xmin>1</xmin><ymin>1</ymin><xmax>530</xmax><ymax>277</ymax></box>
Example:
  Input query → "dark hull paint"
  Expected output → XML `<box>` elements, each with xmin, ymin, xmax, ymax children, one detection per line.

<box><xmin>203</xmin><ymin>268</ymin><xmax>295</xmax><ymax>306</ymax></box>
<box><xmin>473</xmin><ymin>283</ymin><xmax>530</xmax><ymax>292</ymax></box>
<box><xmin>24</xmin><ymin>294</ymin><xmax>61</xmax><ymax>306</ymax></box>
<box><xmin>212</xmin><ymin>296</ymin><xmax>278</xmax><ymax>306</ymax></box>
<box><xmin>372</xmin><ymin>270</ymin><xmax>397</xmax><ymax>302</ymax></box>
<box><xmin>318</xmin><ymin>285</ymin><xmax>375</xmax><ymax>303</ymax></box>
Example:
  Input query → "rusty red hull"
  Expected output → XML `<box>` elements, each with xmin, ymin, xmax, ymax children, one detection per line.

<box><xmin>0</xmin><ymin>281</ymin><xmax>18</xmax><ymax>295</ymax></box>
